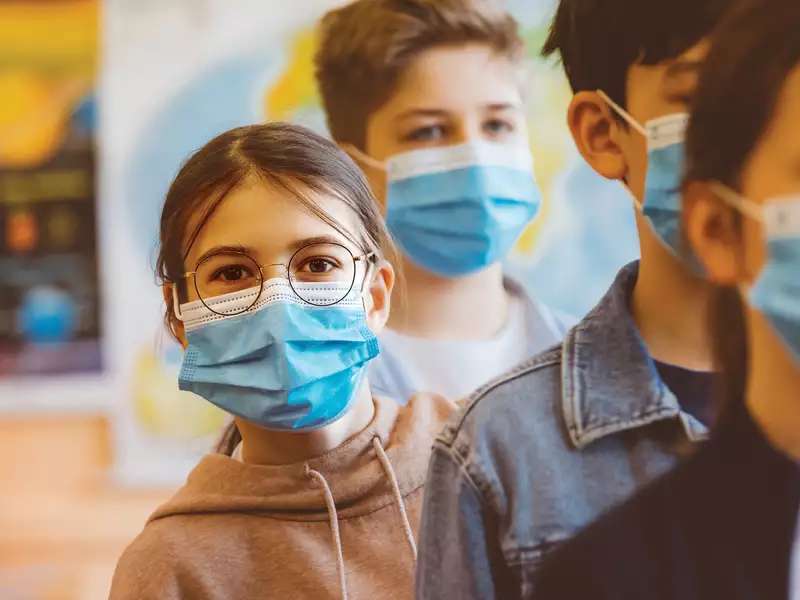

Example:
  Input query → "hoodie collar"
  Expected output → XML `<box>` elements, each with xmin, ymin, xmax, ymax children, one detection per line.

<box><xmin>149</xmin><ymin>393</ymin><xmax>448</xmax><ymax>522</ymax></box>
<box><xmin>561</xmin><ymin>262</ymin><xmax>709</xmax><ymax>449</ymax></box>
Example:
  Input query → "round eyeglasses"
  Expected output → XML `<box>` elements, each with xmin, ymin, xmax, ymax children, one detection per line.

<box><xmin>178</xmin><ymin>242</ymin><xmax>376</xmax><ymax>316</ymax></box>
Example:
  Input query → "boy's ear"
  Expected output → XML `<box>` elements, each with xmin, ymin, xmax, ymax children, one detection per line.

<box><xmin>567</xmin><ymin>91</ymin><xmax>629</xmax><ymax>181</ymax></box>
<box><xmin>364</xmin><ymin>259</ymin><xmax>395</xmax><ymax>334</ymax></box>
<box><xmin>683</xmin><ymin>181</ymin><xmax>747</xmax><ymax>285</ymax></box>
<box><xmin>163</xmin><ymin>284</ymin><xmax>188</xmax><ymax>349</ymax></box>
<box><xmin>340</xmin><ymin>142</ymin><xmax>388</xmax><ymax>214</ymax></box>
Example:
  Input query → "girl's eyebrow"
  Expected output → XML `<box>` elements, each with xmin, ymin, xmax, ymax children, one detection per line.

<box><xmin>193</xmin><ymin>235</ymin><xmax>352</xmax><ymax>266</ymax></box>
<box><xmin>194</xmin><ymin>244</ymin><xmax>254</xmax><ymax>265</ymax></box>
<box><xmin>287</xmin><ymin>234</ymin><xmax>349</xmax><ymax>252</ymax></box>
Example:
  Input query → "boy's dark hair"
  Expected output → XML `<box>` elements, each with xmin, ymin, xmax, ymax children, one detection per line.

<box><xmin>542</xmin><ymin>0</ymin><xmax>734</xmax><ymax>108</ymax></box>
<box><xmin>315</xmin><ymin>0</ymin><xmax>523</xmax><ymax>150</ymax></box>
<box><xmin>683</xmin><ymin>0</ymin><xmax>800</xmax><ymax>413</ymax></box>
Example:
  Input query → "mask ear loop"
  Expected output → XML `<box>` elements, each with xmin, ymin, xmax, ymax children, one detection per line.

<box><xmin>341</xmin><ymin>143</ymin><xmax>388</xmax><ymax>173</ymax></box>
<box><xmin>709</xmin><ymin>181</ymin><xmax>765</xmax><ymax>223</ymax></box>
<box><xmin>171</xmin><ymin>283</ymin><xmax>186</xmax><ymax>322</ymax></box>
<box><xmin>708</xmin><ymin>181</ymin><xmax>767</xmax><ymax>299</ymax></box>
<box><xmin>358</xmin><ymin>253</ymin><xmax>378</xmax><ymax>314</ymax></box>
<box><xmin>596</xmin><ymin>90</ymin><xmax>648</xmax><ymax>137</ymax></box>
<box><xmin>618</xmin><ymin>182</ymin><xmax>644</xmax><ymax>212</ymax></box>
<box><xmin>597</xmin><ymin>90</ymin><xmax>648</xmax><ymax>211</ymax></box>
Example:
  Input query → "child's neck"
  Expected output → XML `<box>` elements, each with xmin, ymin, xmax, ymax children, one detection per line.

<box><xmin>631</xmin><ymin>224</ymin><xmax>715</xmax><ymax>371</ymax></box>
<box><xmin>746</xmin><ymin>310</ymin><xmax>800</xmax><ymax>461</ymax></box>
<box><xmin>238</xmin><ymin>385</ymin><xmax>376</xmax><ymax>466</ymax></box>
<box><xmin>387</xmin><ymin>258</ymin><xmax>509</xmax><ymax>340</ymax></box>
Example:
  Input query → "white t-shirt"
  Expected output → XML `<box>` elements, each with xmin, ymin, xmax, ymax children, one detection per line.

<box><xmin>368</xmin><ymin>278</ymin><xmax>574</xmax><ymax>404</ymax></box>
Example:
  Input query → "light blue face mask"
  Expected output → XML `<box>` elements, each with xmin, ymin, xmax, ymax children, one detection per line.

<box><xmin>352</xmin><ymin>141</ymin><xmax>541</xmax><ymax>277</ymax></box>
<box><xmin>175</xmin><ymin>279</ymin><xmax>380</xmax><ymax>431</ymax></box>
<box><xmin>598</xmin><ymin>91</ymin><xmax>693</xmax><ymax>262</ymax></box>
<box><xmin>712</xmin><ymin>183</ymin><xmax>800</xmax><ymax>362</ymax></box>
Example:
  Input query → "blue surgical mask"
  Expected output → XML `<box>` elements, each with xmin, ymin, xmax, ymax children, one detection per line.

<box><xmin>712</xmin><ymin>182</ymin><xmax>800</xmax><ymax>362</ymax></box>
<box><xmin>350</xmin><ymin>141</ymin><xmax>541</xmax><ymax>277</ymax></box>
<box><xmin>175</xmin><ymin>278</ymin><xmax>380</xmax><ymax>431</ymax></box>
<box><xmin>598</xmin><ymin>91</ymin><xmax>691</xmax><ymax>261</ymax></box>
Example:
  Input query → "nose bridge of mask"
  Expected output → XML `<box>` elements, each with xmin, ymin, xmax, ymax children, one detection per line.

<box><xmin>763</xmin><ymin>197</ymin><xmax>800</xmax><ymax>238</ymax></box>
<box><xmin>385</xmin><ymin>139</ymin><xmax>534</xmax><ymax>183</ymax></box>
<box><xmin>178</xmin><ymin>278</ymin><xmax>364</xmax><ymax>333</ymax></box>
<box><xmin>645</xmin><ymin>113</ymin><xmax>690</xmax><ymax>151</ymax></box>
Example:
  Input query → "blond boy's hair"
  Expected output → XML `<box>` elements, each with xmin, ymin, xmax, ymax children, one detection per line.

<box><xmin>315</xmin><ymin>0</ymin><xmax>524</xmax><ymax>150</ymax></box>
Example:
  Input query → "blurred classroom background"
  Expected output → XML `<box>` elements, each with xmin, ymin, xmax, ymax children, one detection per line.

<box><xmin>0</xmin><ymin>0</ymin><xmax>640</xmax><ymax>597</ymax></box>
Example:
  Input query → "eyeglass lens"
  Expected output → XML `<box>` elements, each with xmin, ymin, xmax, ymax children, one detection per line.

<box><xmin>193</xmin><ymin>243</ymin><xmax>358</xmax><ymax>314</ymax></box>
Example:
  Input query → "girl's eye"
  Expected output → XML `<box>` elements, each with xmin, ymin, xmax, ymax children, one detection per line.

<box><xmin>213</xmin><ymin>265</ymin><xmax>253</xmax><ymax>282</ymax></box>
<box><xmin>308</xmin><ymin>258</ymin><xmax>334</xmax><ymax>273</ymax></box>
<box><xmin>404</xmin><ymin>124</ymin><xmax>447</xmax><ymax>143</ymax></box>
<box><xmin>299</xmin><ymin>257</ymin><xmax>339</xmax><ymax>274</ymax></box>
<box><xmin>483</xmin><ymin>118</ymin><xmax>514</xmax><ymax>138</ymax></box>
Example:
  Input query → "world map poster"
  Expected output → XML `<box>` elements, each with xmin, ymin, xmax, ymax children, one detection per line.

<box><xmin>102</xmin><ymin>0</ymin><xmax>639</xmax><ymax>485</ymax></box>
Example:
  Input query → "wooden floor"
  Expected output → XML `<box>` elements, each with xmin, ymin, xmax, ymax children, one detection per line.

<box><xmin>0</xmin><ymin>416</ymin><xmax>172</xmax><ymax>599</ymax></box>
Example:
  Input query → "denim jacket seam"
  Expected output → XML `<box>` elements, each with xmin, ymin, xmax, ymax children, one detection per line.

<box><xmin>502</xmin><ymin>537</ymin><xmax>575</xmax><ymax>599</ymax></box>
<box><xmin>431</xmin><ymin>440</ymin><xmax>490</xmax><ymax>505</ymax></box>
<box><xmin>435</xmin><ymin>347</ymin><xmax>563</xmax><ymax>449</ymax></box>
<box><xmin>559</xmin><ymin>273</ymin><xmax>689</xmax><ymax>448</ymax></box>
<box><xmin>569</xmin><ymin>405</ymin><xmax>683</xmax><ymax>449</ymax></box>
<box><xmin>504</xmin><ymin>537</ymin><xmax>571</xmax><ymax>566</ymax></box>
<box><xmin>560</xmin><ymin>330</ymin><xmax>582</xmax><ymax>448</ymax></box>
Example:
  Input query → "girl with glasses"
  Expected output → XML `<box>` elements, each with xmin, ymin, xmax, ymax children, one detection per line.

<box><xmin>109</xmin><ymin>123</ymin><xmax>453</xmax><ymax>600</ymax></box>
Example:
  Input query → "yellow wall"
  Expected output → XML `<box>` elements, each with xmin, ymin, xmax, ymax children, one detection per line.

<box><xmin>0</xmin><ymin>416</ymin><xmax>172</xmax><ymax>599</ymax></box>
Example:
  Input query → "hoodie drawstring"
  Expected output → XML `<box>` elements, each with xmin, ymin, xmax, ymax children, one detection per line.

<box><xmin>306</xmin><ymin>464</ymin><xmax>348</xmax><ymax>600</ymax></box>
<box><xmin>304</xmin><ymin>438</ymin><xmax>417</xmax><ymax>600</ymax></box>
<box><xmin>372</xmin><ymin>437</ymin><xmax>418</xmax><ymax>561</ymax></box>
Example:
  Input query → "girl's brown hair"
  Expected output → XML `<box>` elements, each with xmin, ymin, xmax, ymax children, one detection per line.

<box><xmin>683</xmin><ymin>0</ymin><xmax>800</xmax><ymax>413</ymax></box>
<box><xmin>156</xmin><ymin>122</ymin><xmax>396</xmax><ymax>455</ymax></box>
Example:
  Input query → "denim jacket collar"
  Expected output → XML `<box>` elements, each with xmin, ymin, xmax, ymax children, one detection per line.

<box><xmin>562</xmin><ymin>262</ymin><xmax>709</xmax><ymax>449</ymax></box>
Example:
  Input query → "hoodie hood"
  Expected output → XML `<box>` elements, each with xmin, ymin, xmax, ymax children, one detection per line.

<box><xmin>111</xmin><ymin>392</ymin><xmax>454</xmax><ymax>600</ymax></box>
<box><xmin>149</xmin><ymin>393</ymin><xmax>450</xmax><ymax>523</ymax></box>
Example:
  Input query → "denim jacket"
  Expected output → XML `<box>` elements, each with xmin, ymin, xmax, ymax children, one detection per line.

<box><xmin>415</xmin><ymin>262</ymin><xmax>708</xmax><ymax>600</ymax></box>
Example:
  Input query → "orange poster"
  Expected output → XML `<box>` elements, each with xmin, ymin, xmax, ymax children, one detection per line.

<box><xmin>0</xmin><ymin>1</ymin><xmax>101</xmax><ymax>379</ymax></box>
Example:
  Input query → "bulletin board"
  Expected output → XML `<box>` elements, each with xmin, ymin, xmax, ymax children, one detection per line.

<box><xmin>0</xmin><ymin>0</ymin><xmax>107</xmax><ymax>411</ymax></box>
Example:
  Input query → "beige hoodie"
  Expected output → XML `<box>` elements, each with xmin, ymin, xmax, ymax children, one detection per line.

<box><xmin>109</xmin><ymin>393</ymin><xmax>453</xmax><ymax>600</ymax></box>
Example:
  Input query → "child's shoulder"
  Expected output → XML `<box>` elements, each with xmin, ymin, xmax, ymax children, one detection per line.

<box><xmin>109</xmin><ymin>517</ymin><xmax>184</xmax><ymax>599</ymax></box>
<box><xmin>402</xmin><ymin>391</ymin><xmax>458</xmax><ymax>428</ymax></box>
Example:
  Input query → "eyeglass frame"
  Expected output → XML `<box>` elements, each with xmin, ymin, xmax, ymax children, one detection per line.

<box><xmin>171</xmin><ymin>241</ymin><xmax>378</xmax><ymax>319</ymax></box>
